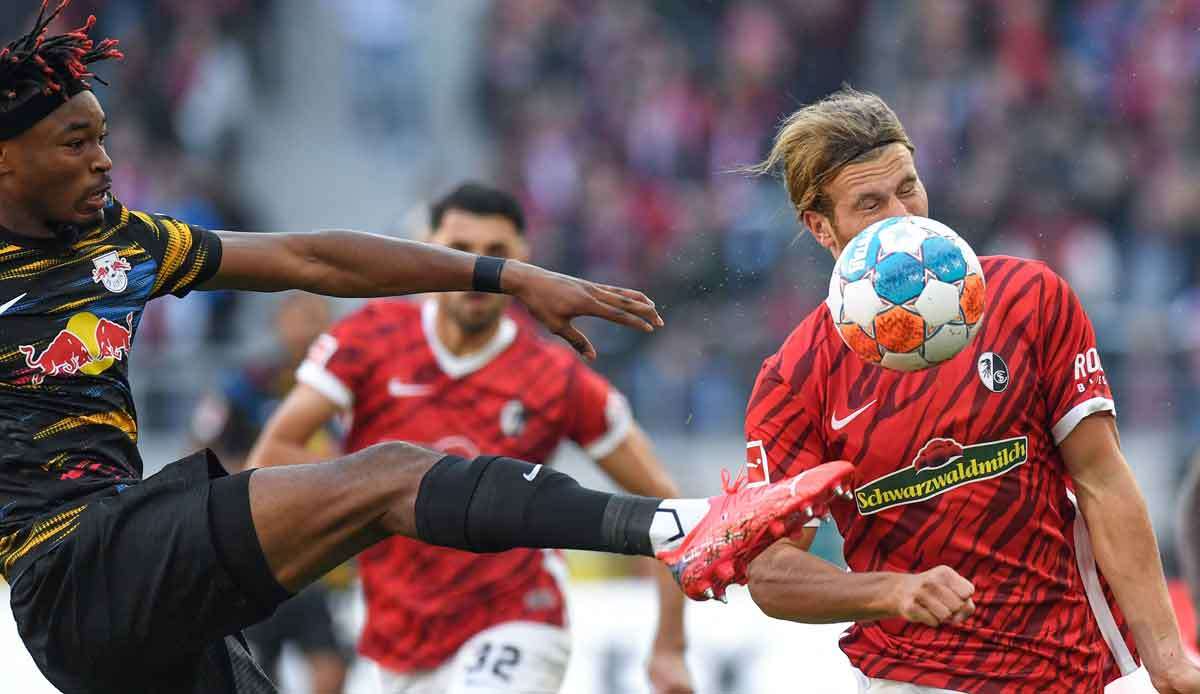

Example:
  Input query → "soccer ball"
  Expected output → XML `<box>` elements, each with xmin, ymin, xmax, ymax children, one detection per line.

<box><xmin>827</xmin><ymin>216</ymin><xmax>985</xmax><ymax>372</ymax></box>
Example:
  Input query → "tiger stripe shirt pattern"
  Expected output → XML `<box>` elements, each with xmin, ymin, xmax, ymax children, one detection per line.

<box><xmin>744</xmin><ymin>256</ymin><xmax>1135</xmax><ymax>693</ymax></box>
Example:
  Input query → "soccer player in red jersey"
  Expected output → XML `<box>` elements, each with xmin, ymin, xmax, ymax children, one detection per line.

<box><xmin>250</xmin><ymin>183</ymin><xmax>695</xmax><ymax>694</ymax></box>
<box><xmin>741</xmin><ymin>88</ymin><xmax>1200</xmax><ymax>694</ymax></box>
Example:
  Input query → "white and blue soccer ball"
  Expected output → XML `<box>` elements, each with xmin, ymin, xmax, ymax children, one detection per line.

<box><xmin>827</xmin><ymin>216</ymin><xmax>985</xmax><ymax>372</ymax></box>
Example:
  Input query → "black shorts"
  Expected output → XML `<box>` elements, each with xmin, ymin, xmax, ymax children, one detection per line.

<box><xmin>244</xmin><ymin>583</ymin><xmax>350</xmax><ymax>680</ymax></box>
<box><xmin>8</xmin><ymin>451</ymin><xmax>291</xmax><ymax>693</ymax></box>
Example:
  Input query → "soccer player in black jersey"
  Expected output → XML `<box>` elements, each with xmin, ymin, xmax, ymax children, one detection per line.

<box><xmin>0</xmin><ymin>4</ymin><xmax>854</xmax><ymax>693</ymax></box>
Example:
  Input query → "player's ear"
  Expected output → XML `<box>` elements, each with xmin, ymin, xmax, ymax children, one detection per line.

<box><xmin>802</xmin><ymin>210</ymin><xmax>838</xmax><ymax>256</ymax></box>
<box><xmin>0</xmin><ymin>141</ymin><xmax>13</xmax><ymax>176</ymax></box>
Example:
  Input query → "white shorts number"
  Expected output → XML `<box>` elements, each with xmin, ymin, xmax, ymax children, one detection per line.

<box><xmin>380</xmin><ymin>621</ymin><xmax>570</xmax><ymax>694</ymax></box>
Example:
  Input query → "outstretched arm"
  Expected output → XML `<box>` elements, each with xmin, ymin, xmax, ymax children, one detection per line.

<box><xmin>1062</xmin><ymin>413</ymin><xmax>1200</xmax><ymax>694</ymax></box>
<box><xmin>594</xmin><ymin>424</ymin><xmax>693</xmax><ymax>694</ymax></box>
<box><xmin>245</xmin><ymin>383</ymin><xmax>341</xmax><ymax>470</ymax></box>
<box><xmin>200</xmin><ymin>229</ymin><xmax>662</xmax><ymax>359</ymax></box>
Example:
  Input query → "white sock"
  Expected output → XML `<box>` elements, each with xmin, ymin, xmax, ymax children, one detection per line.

<box><xmin>649</xmin><ymin>498</ymin><xmax>711</xmax><ymax>554</ymax></box>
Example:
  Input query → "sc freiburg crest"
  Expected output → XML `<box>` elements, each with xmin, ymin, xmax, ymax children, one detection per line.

<box><xmin>500</xmin><ymin>400</ymin><xmax>526</xmax><ymax>437</ymax></box>
<box><xmin>977</xmin><ymin>352</ymin><xmax>1009</xmax><ymax>393</ymax></box>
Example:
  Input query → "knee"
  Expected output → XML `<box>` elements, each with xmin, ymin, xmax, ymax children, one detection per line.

<box><xmin>359</xmin><ymin>440</ymin><xmax>440</xmax><ymax>466</ymax></box>
<box><xmin>340</xmin><ymin>441</ymin><xmax>443</xmax><ymax>503</ymax></box>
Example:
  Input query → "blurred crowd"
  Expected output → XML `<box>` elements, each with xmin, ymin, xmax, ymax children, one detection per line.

<box><xmin>478</xmin><ymin>0</ymin><xmax>1200</xmax><ymax>447</ymax></box>
<box><xmin>19</xmin><ymin>0</ymin><xmax>1200</xmax><ymax>482</ymax></box>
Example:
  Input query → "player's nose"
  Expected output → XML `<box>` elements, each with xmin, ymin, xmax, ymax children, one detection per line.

<box><xmin>882</xmin><ymin>196</ymin><xmax>912</xmax><ymax>218</ymax></box>
<box><xmin>92</xmin><ymin>146</ymin><xmax>113</xmax><ymax>173</ymax></box>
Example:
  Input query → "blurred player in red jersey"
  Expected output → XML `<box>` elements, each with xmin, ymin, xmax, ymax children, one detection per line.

<box><xmin>741</xmin><ymin>88</ymin><xmax>1200</xmax><ymax>694</ymax></box>
<box><xmin>250</xmin><ymin>184</ymin><xmax>695</xmax><ymax>694</ymax></box>
<box><xmin>1176</xmin><ymin>451</ymin><xmax>1200</xmax><ymax>658</ymax></box>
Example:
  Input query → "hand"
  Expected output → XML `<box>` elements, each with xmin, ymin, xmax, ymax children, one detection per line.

<box><xmin>1150</xmin><ymin>659</ymin><xmax>1200</xmax><ymax>693</ymax></box>
<box><xmin>889</xmin><ymin>565</ymin><xmax>976</xmax><ymax>628</ymax></box>
<box><xmin>647</xmin><ymin>645</ymin><xmax>694</xmax><ymax>694</ymax></box>
<box><xmin>503</xmin><ymin>261</ymin><xmax>664</xmax><ymax>359</ymax></box>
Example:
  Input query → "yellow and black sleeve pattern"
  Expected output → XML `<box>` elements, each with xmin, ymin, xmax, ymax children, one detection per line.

<box><xmin>128</xmin><ymin>211</ymin><xmax>223</xmax><ymax>299</ymax></box>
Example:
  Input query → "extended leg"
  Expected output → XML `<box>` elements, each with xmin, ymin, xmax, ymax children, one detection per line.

<box><xmin>235</xmin><ymin>442</ymin><xmax>853</xmax><ymax>601</ymax></box>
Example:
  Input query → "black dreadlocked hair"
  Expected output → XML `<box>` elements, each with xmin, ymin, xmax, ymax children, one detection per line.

<box><xmin>0</xmin><ymin>0</ymin><xmax>122</xmax><ymax>114</ymax></box>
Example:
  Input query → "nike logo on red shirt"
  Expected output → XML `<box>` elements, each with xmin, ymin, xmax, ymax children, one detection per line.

<box><xmin>831</xmin><ymin>400</ymin><xmax>877</xmax><ymax>431</ymax></box>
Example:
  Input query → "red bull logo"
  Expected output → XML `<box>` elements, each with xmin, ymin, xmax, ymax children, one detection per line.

<box><xmin>19</xmin><ymin>312</ymin><xmax>134</xmax><ymax>386</ymax></box>
<box><xmin>91</xmin><ymin>251</ymin><xmax>133</xmax><ymax>293</ymax></box>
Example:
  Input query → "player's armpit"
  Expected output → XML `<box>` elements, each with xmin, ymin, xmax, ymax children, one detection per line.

<box><xmin>246</xmin><ymin>384</ymin><xmax>341</xmax><ymax>469</ymax></box>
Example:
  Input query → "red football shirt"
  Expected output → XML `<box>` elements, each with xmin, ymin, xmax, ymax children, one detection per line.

<box><xmin>298</xmin><ymin>299</ymin><xmax>631</xmax><ymax>672</ymax></box>
<box><xmin>745</xmin><ymin>257</ymin><xmax>1138</xmax><ymax>693</ymax></box>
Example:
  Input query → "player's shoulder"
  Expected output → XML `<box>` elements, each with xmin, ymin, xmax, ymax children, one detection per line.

<box><xmin>761</xmin><ymin>302</ymin><xmax>837</xmax><ymax>384</ymax></box>
<box><xmin>332</xmin><ymin>298</ymin><xmax>422</xmax><ymax>338</ymax></box>
<box><xmin>117</xmin><ymin>202</ymin><xmax>179</xmax><ymax>234</ymax></box>
<box><xmin>511</xmin><ymin>322</ymin><xmax>580</xmax><ymax>369</ymax></box>
<box><xmin>979</xmin><ymin>254</ymin><xmax>1071</xmax><ymax>306</ymax></box>
<box><xmin>980</xmin><ymin>254</ymin><xmax>1062</xmax><ymax>284</ymax></box>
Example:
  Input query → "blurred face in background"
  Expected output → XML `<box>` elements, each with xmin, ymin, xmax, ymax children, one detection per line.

<box><xmin>429</xmin><ymin>209</ymin><xmax>529</xmax><ymax>335</ymax></box>
<box><xmin>275</xmin><ymin>293</ymin><xmax>332</xmax><ymax>363</ymax></box>
<box><xmin>802</xmin><ymin>143</ymin><xmax>928</xmax><ymax>259</ymax></box>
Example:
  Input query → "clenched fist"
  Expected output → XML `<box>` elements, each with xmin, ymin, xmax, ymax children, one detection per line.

<box><xmin>890</xmin><ymin>565</ymin><xmax>976</xmax><ymax>628</ymax></box>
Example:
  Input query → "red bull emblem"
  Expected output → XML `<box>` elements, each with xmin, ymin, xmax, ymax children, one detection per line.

<box><xmin>91</xmin><ymin>251</ymin><xmax>133</xmax><ymax>293</ymax></box>
<box><xmin>19</xmin><ymin>312</ymin><xmax>134</xmax><ymax>386</ymax></box>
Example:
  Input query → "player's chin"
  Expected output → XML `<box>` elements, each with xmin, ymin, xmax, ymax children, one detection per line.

<box><xmin>69</xmin><ymin>199</ymin><xmax>106</xmax><ymax>225</ymax></box>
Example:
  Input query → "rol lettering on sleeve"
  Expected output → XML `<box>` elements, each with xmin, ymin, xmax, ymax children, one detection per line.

<box><xmin>1073</xmin><ymin>348</ymin><xmax>1103</xmax><ymax>381</ymax></box>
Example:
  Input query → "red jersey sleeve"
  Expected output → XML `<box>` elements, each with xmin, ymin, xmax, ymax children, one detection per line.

<box><xmin>565</xmin><ymin>361</ymin><xmax>632</xmax><ymax>460</ymax></box>
<box><xmin>744</xmin><ymin>358</ymin><xmax>827</xmax><ymax>484</ymax></box>
<box><xmin>1037</xmin><ymin>266</ymin><xmax>1115</xmax><ymax>444</ymax></box>
<box><xmin>295</xmin><ymin>304</ymin><xmax>380</xmax><ymax>409</ymax></box>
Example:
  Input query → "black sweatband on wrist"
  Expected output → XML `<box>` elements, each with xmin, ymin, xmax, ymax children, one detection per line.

<box><xmin>472</xmin><ymin>256</ymin><xmax>507</xmax><ymax>293</ymax></box>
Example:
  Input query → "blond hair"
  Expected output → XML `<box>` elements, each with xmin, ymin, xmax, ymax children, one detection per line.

<box><xmin>752</xmin><ymin>87</ymin><xmax>913</xmax><ymax>218</ymax></box>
